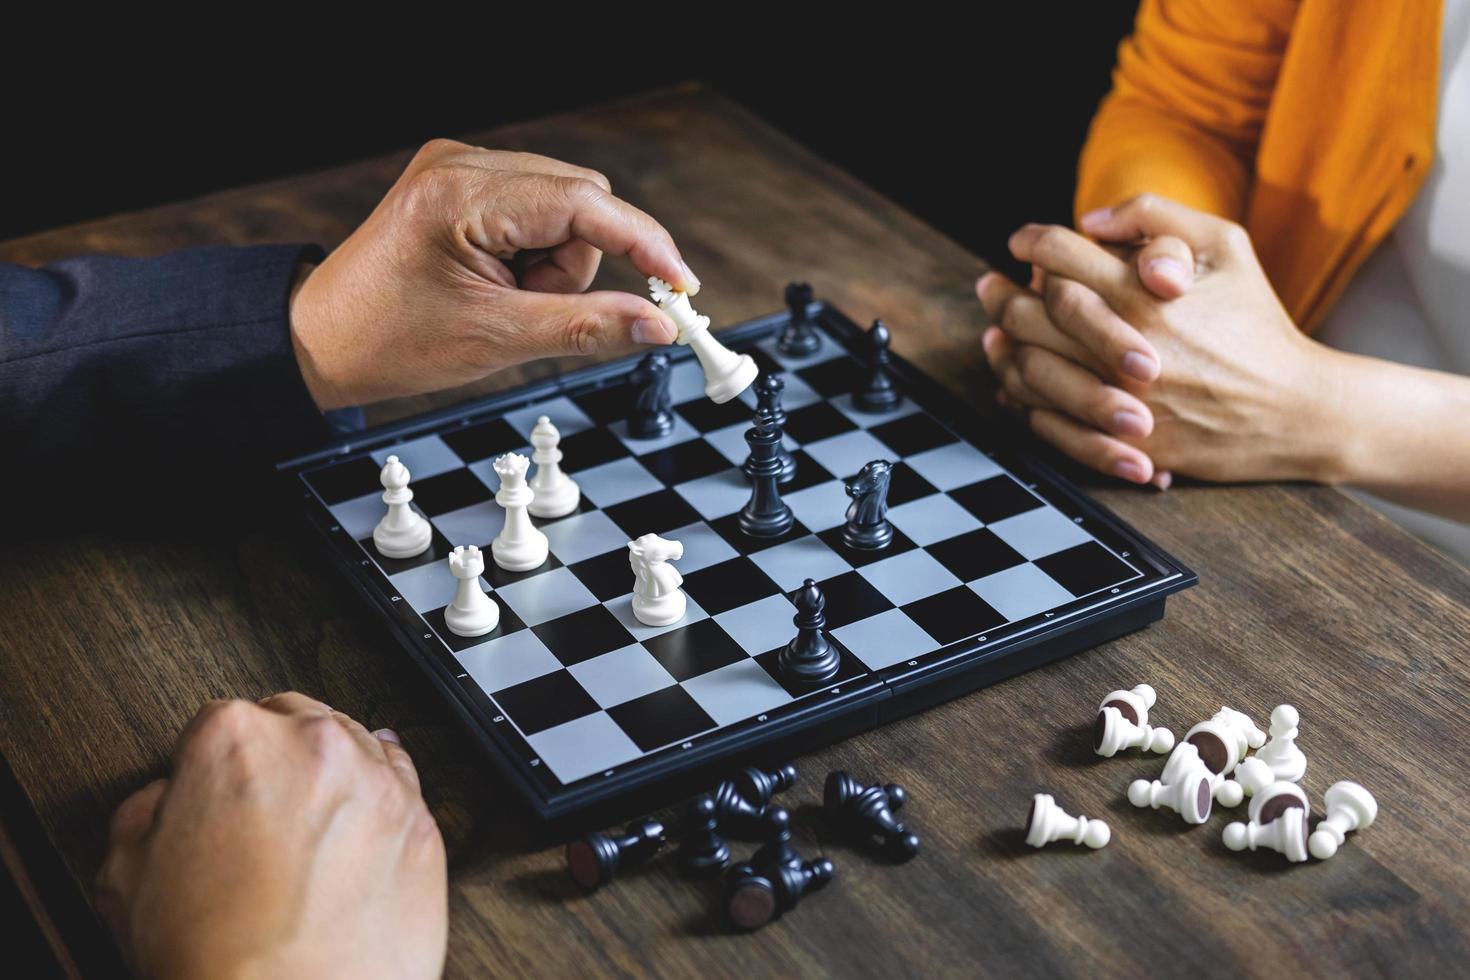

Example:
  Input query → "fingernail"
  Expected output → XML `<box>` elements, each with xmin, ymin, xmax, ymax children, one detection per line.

<box><xmin>371</xmin><ymin>728</ymin><xmax>401</xmax><ymax>746</ymax></box>
<box><xmin>1121</xmin><ymin>350</ymin><xmax>1160</xmax><ymax>382</ymax></box>
<box><xmin>1110</xmin><ymin>410</ymin><xmax>1150</xmax><ymax>438</ymax></box>
<box><xmin>1080</xmin><ymin>207</ymin><xmax>1113</xmax><ymax>229</ymax></box>
<box><xmin>631</xmin><ymin>318</ymin><xmax>667</xmax><ymax>345</ymax></box>
<box><xmin>982</xmin><ymin>326</ymin><xmax>1000</xmax><ymax>352</ymax></box>
<box><xmin>977</xmin><ymin>271</ymin><xmax>996</xmax><ymax>294</ymax></box>
<box><xmin>1148</xmin><ymin>257</ymin><xmax>1188</xmax><ymax>286</ymax></box>
<box><xmin>1152</xmin><ymin>470</ymin><xmax>1173</xmax><ymax>491</ymax></box>
<box><xmin>1113</xmin><ymin>459</ymin><xmax>1147</xmax><ymax>483</ymax></box>
<box><xmin>680</xmin><ymin>262</ymin><xmax>700</xmax><ymax>295</ymax></box>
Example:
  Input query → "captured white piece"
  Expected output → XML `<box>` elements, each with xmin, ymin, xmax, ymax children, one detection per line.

<box><xmin>373</xmin><ymin>455</ymin><xmax>432</xmax><ymax>559</ymax></box>
<box><xmin>444</xmin><ymin>545</ymin><xmax>499</xmax><ymax>637</ymax></box>
<box><xmin>527</xmin><ymin>415</ymin><xmax>580</xmax><ymax>519</ymax></box>
<box><xmin>629</xmin><ymin>533</ymin><xmax>687</xmax><ymax>627</ymax></box>
<box><xmin>491</xmin><ymin>453</ymin><xmax>549</xmax><ymax>572</ymax></box>
<box><xmin>648</xmin><ymin>276</ymin><xmax>757</xmax><ymax>404</ymax></box>
<box><xmin>1093</xmin><ymin>683</ymin><xmax>1174</xmax><ymax>757</ymax></box>
<box><xmin>1025</xmin><ymin>793</ymin><xmax>1110</xmax><ymax>850</ymax></box>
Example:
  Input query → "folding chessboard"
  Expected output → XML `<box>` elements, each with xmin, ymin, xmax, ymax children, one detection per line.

<box><xmin>280</xmin><ymin>297</ymin><xmax>1196</xmax><ymax>824</ymax></box>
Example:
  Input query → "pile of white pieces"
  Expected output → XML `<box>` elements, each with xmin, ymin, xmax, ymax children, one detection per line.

<box><xmin>1024</xmin><ymin>684</ymin><xmax>1377</xmax><ymax>863</ymax></box>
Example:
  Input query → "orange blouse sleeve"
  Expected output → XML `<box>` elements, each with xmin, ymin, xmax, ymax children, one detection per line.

<box><xmin>1076</xmin><ymin>0</ymin><xmax>1299</xmax><ymax>223</ymax></box>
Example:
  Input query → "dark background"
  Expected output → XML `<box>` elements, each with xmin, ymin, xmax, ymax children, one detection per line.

<box><xmin>1</xmin><ymin>9</ymin><xmax>1137</xmax><ymax>277</ymax></box>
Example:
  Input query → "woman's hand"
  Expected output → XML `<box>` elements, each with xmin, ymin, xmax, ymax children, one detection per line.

<box><xmin>290</xmin><ymin>139</ymin><xmax>698</xmax><ymax>410</ymax></box>
<box><xmin>980</xmin><ymin>194</ymin><xmax>1350</xmax><ymax>486</ymax></box>
<box><xmin>97</xmin><ymin>693</ymin><xmax>447</xmax><ymax>980</ymax></box>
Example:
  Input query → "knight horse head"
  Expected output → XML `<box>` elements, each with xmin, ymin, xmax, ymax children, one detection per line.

<box><xmin>845</xmin><ymin>459</ymin><xmax>893</xmax><ymax>500</ymax></box>
<box><xmin>628</xmin><ymin>533</ymin><xmax>684</xmax><ymax>568</ymax></box>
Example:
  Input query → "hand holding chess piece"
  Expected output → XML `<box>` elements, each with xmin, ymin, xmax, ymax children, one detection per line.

<box><xmin>648</xmin><ymin>276</ymin><xmax>756</xmax><ymax>404</ymax></box>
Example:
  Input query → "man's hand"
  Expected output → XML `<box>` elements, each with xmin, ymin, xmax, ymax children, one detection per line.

<box><xmin>289</xmin><ymin>140</ymin><xmax>698</xmax><ymax>410</ymax></box>
<box><xmin>979</xmin><ymin>195</ymin><xmax>1349</xmax><ymax>485</ymax></box>
<box><xmin>97</xmin><ymin>694</ymin><xmax>447</xmax><ymax>980</ymax></box>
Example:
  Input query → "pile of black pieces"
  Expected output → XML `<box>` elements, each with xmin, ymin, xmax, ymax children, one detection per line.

<box><xmin>566</xmin><ymin>763</ymin><xmax>921</xmax><ymax>933</ymax></box>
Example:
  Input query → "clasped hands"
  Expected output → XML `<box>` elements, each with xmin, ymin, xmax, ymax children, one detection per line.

<box><xmin>977</xmin><ymin>194</ymin><xmax>1349</xmax><ymax>489</ymax></box>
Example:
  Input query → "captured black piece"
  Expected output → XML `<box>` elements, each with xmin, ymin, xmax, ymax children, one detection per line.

<box><xmin>824</xmin><ymin>770</ymin><xmax>921</xmax><ymax>861</ymax></box>
<box><xmin>711</xmin><ymin>778</ymin><xmax>770</xmax><ymax>839</ymax></box>
<box><xmin>751</xmin><ymin>806</ymin><xmax>803</xmax><ymax>873</ymax></box>
<box><xmin>725</xmin><ymin>857</ymin><xmax>836</xmax><ymax>931</ymax></box>
<box><xmin>628</xmin><ymin>350</ymin><xmax>675</xmax><ymax>438</ymax></box>
<box><xmin>735</xmin><ymin>763</ymin><xmax>798</xmax><ymax>809</ymax></box>
<box><xmin>853</xmin><ymin>319</ymin><xmax>901</xmax><ymax>413</ymax></box>
<box><xmin>677</xmin><ymin>794</ymin><xmax>730</xmax><ymax>876</ymax></box>
<box><xmin>566</xmin><ymin>818</ymin><xmax>667</xmax><ymax>891</ymax></box>
<box><xmin>778</xmin><ymin>281</ymin><xmax>820</xmax><ymax>357</ymax></box>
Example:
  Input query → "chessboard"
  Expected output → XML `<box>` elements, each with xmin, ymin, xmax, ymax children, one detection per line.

<box><xmin>279</xmin><ymin>290</ymin><xmax>1196</xmax><ymax>824</ymax></box>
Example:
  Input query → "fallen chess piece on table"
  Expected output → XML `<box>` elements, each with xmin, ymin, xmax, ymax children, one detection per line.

<box><xmin>725</xmin><ymin>855</ymin><xmax>835</xmax><ymax>931</ymax></box>
<box><xmin>676</xmin><ymin>794</ymin><xmax>730</xmax><ymax>877</ymax></box>
<box><xmin>823</xmin><ymin>770</ymin><xmax>920</xmax><ymax>861</ymax></box>
<box><xmin>372</xmin><ymin>454</ymin><xmax>432</xmax><ymax>558</ymax></box>
<box><xmin>648</xmin><ymin>276</ymin><xmax>756</xmax><ymax>404</ymax></box>
<box><xmin>1309</xmin><ymin>781</ymin><xmax>1377</xmax><ymax>859</ymax></box>
<box><xmin>735</xmin><ymin>764</ymin><xmax>799</xmax><ymax>811</ymax></box>
<box><xmin>1223</xmin><ymin>782</ymin><xmax>1311</xmax><ymax>862</ymax></box>
<box><xmin>1093</xmin><ymin>683</ymin><xmax>1175</xmax><ymax>757</ymax></box>
<box><xmin>752</xmin><ymin>807</ymin><xmax>803</xmax><ymax>873</ymax></box>
<box><xmin>566</xmin><ymin>818</ymin><xmax>667</xmax><ymax>892</ymax></box>
<box><xmin>1025</xmin><ymin>793</ymin><xmax>1110</xmax><ymax>850</ymax></box>
<box><xmin>1255</xmin><ymin>704</ymin><xmax>1308</xmax><ymax>782</ymax></box>
<box><xmin>1127</xmin><ymin>751</ymin><xmax>1216</xmax><ymax>826</ymax></box>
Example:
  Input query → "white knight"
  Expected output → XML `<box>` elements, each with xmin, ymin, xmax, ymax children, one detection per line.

<box><xmin>629</xmin><ymin>533</ymin><xmax>687</xmax><ymax>627</ymax></box>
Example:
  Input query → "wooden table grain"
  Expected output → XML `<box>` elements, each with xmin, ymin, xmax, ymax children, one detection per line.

<box><xmin>3</xmin><ymin>83</ymin><xmax>1468</xmax><ymax>979</ymax></box>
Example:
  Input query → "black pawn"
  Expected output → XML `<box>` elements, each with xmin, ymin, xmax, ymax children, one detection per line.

<box><xmin>778</xmin><ymin>282</ymin><xmax>820</xmax><ymax>357</ymax></box>
<box><xmin>739</xmin><ymin>408</ymin><xmax>795</xmax><ymax>538</ymax></box>
<box><xmin>735</xmin><ymin>763</ymin><xmax>798</xmax><ymax>809</ymax></box>
<box><xmin>677</xmin><ymin>794</ymin><xmax>730</xmax><ymax>876</ymax></box>
<box><xmin>779</xmin><ymin>579</ymin><xmax>841</xmax><ymax>685</ymax></box>
<box><xmin>842</xmin><ymin>459</ymin><xmax>894</xmax><ymax>551</ymax></box>
<box><xmin>753</xmin><ymin>374</ymin><xmax>797</xmax><ymax>484</ymax></box>
<box><xmin>725</xmin><ymin>856</ymin><xmax>835</xmax><ymax>931</ymax></box>
<box><xmin>752</xmin><ymin>806</ymin><xmax>802</xmax><ymax>873</ymax></box>
<box><xmin>824</xmin><ymin>770</ymin><xmax>920</xmax><ymax>861</ymax></box>
<box><xmin>566</xmin><ymin>817</ymin><xmax>667</xmax><ymax>891</ymax></box>
<box><xmin>711</xmin><ymin>779</ymin><xmax>769</xmax><ymax>839</ymax></box>
<box><xmin>628</xmin><ymin>351</ymin><xmax>675</xmax><ymax>438</ymax></box>
<box><xmin>853</xmin><ymin>320</ymin><xmax>901</xmax><ymax>413</ymax></box>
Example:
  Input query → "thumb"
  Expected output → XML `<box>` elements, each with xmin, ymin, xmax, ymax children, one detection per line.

<box><xmin>1134</xmin><ymin>235</ymin><xmax>1196</xmax><ymax>299</ymax></box>
<box><xmin>1079</xmin><ymin>193</ymin><xmax>1221</xmax><ymax>253</ymax></box>
<box><xmin>496</xmin><ymin>289</ymin><xmax>678</xmax><ymax>359</ymax></box>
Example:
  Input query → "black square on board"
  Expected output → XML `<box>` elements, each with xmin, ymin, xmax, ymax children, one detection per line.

<box><xmin>753</xmin><ymin>642</ymin><xmax>869</xmax><ymax>698</ymax></box>
<box><xmin>359</xmin><ymin>526</ymin><xmax>454</xmax><ymax>576</ymax></box>
<box><xmin>783</xmin><ymin>401</ymin><xmax>858</xmax><ymax>445</ymax></box>
<box><xmin>640</xmin><ymin>439</ymin><xmax>731</xmax><ymax>485</ymax></box>
<box><xmin>902</xmin><ymin>587</ymin><xmax>1006</xmax><ymax>644</ymax></box>
<box><xmin>817</xmin><ymin>524</ymin><xmax>917</xmax><ymax>568</ymax></box>
<box><xmin>411</xmin><ymin>468</ymin><xmax>495</xmax><ymax>517</ymax></box>
<box><xmin>782</xmin><ymin>450</ymin><xmax>834</xmax><ymax>494</ymax></box>
<box><xmin>641</xmin><ymin>618</ymin><xmax>746</xmax><ymax>682</ymax></box>
<box><xmin>568</xmin><ymin>548</ymin><xmax>635</xmax><ymax>602</ymax></box>
<box><xmin>747</xmin><ymin>346</ymin><xmax>785</xmax><ymax>377</ymax></box>
<box><xmin>423</xmin><ymin>600</ymin><xmax>526</xmax><ymax>652</ymax></box>
<box><xmin>572</xmin><ymin>384</ymin><xmax>633</xmax><ymax>425</ymax></box>
<box><xmin>440</xmin><ymin>418</ymin><xmax>524</xmax><ymax>463</ymax></box>
<box><xmin>871</xmin><ymin>413</ymin><xmax>957</xmax><ymax>457</ymax></box>
<box><xmin>926</xmin><ymin>528</ymin><xmax>1027</xmax><ymax>582</ymax></box>
<box><xmin>559</xmin><ymin>426</ymin><xmax>628</xmax><ymax>473</ymax></box>
<box><xmin>606</xmin><ymin>686</ymin><xmax>717</xmax><ymax>752</ymax></box>
<box><xmin>682</xmin><ymin>557</ymin><xmax>778</xmax><ymax>615</ymax></box>
<box><xmin>677</xmin><ymin>397</ymin><xmax>753</xmax><ymax>433</ymax></box>
<box><xmin>532</xmin><ymin>604</ymin><xmax>633</xmax><ymax>666</ymax></box>
<box><xmin>885</xmin><ymin>463</ymin><xmax>939</xmax><ymax>507</ymax></box>
<box><xmin>490</xmin><ymin>670</ymin><xmax>600</xmax><ymax>735</ymax></box>
<box><xmin>798</xmin><ymin>570</ymin><xmax>893</xmax><ymax>630</ymax></box>
<box><xmin>1034</xmin><ymin>542</ymin><xmax>1139</xmax><ymax>597</ymax></box>
<box><xmin>798</xmin><ymin>356</ymin><xmax>867</xmax><ymax>397</ymax></box>
<box><xmin>949</xmin><ymin>475</ymin><xmax>1044</xmax><ymax>524</ymax></box>
<box><xmin>604</xmin><ymin>490</ymin><xmax>703</xmax><ymax>538</ymax></box>
<box><xmin>306</xmin><ymin>456</ymin><xmax>383</xmax><ymax>505</ymax></box>
<box><xmin>709</xmin><ymin>512</ymin><xmax>810</xmax><ymax>555</ymax></box>
<box><xmin>482</xmin><ymin>552</ymin><xmax>563</xmax><ymax>590</ymax></box>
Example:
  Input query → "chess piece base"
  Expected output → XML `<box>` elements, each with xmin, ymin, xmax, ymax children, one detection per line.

<box><xmin>373</xmin><ymin>517</ymin><xmax>432</xmax><ymax>559</ymax></box>
<box><xmin>445</xmin><ymin>600</ymin><xmax>500</xmax><ymax>638</ymax></box>
<box><xmin>778</xmin><ymin>640</ymin><xmax>840</xmax><ymax>685</ymax></box>
<box><xmin>842</xmin><ymin>520</ymin><xmax>893</xmax><ymax>551</ymax></box>
<box><xmin>632</xmin><ymin>590</ymin><xmax>687</xmax><ymax>627</ymax></box>
<box><xmin>527</xmin><ymin>480</ymin><xmax>580</xmax><ymax>519</ymax></box>
<box><xmin>705</xmin><ymin>353</ymin><xmax>759</xmax><ymax>405</ymax></box>
<box><xmin>629</xmin><ymin>412</ymin><xmax>675</xmax><ymax>439</ymax></box>
<box><xmin>492</xmin><ymin>536</ymin><xmax>549</xmax><ymax>572</ymax></box>
<box><xmin>778</xmin><ymin>327</ymin><xmax>821</xmax><ymax>357</ymax></box>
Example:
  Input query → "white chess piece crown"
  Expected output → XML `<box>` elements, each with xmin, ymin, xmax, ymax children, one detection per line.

<box><xmin>648</xmin><ymin>276</ymin><xmax>757</xmax><ymax>404</ymax></box>
<box><xmin>373</xmin><ymin>455</ymin><xmax>433</xmax><ymax>558</ymax></box>
<box><xmin>629</xmin><ymin>533</ymin><xmax>687</xmax><ymax>627</ymax></box>
<box><xmin>1309</xmin><ymin>781</ymin><xmax>1377</xmax><ymax>859</ymax></box>
<box><xmin>444</xmin><ymin>545</ymin><xmax>500</xmax><ymax>637</ymax></box>
<box><xmin>527</xmin><ymin>416</ymin><xmax>580</xmax><ymax>519</ymax></box>
<box><xmin>1025</xmin><ymin>794</ymin><xmax>1110</xmax><ymax>849</ymax></box>
<box><xmin>491</xmin><ymin>453</ymin><xmax>549</xmax><ymax>572</ymax></box>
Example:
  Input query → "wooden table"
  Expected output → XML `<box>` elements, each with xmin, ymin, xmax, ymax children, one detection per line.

<box><xmin>4</xmin><ymin>83</ymin><xmax>1468</xmax><ymax>978</ymax></box>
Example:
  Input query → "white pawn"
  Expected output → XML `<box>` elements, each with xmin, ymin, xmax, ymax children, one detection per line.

<box><xmin>490</xmin><ymin>453</ymin><xmax>549</xmax><ymax>572</ymax></box>
<box><xmin>1213</xmin><ymin>706</ymin><xmax>1267</xmax><ymax>750</ymax></box>
<box><xmin>1024</xmin><ymin>794</ymin><xmax>1110</xmax><ymax>849</ymax></box>
<box><xmin>1232</xmin><ymin>757</ymin><xmax>1276</xmax><ymax>799</ymax></box>
<box><xmin>1310</xmin><ymin>781</ymin><xmax>1377</xmax><ymax>860</ymax></box>
<box><xmin>527</xmin><ymin>416</ymin><xmax>580</xmax><ymax>519</ymax></box>
<box><xmin>443</xmin><ymin>545</ymin><xmax>500</xmax><ymax>637</ymax></box>
<box><xmin>648</xmin><ymin>276</ymin><xmax>757</xmax><ymax>404</ymax></box>
<box><xmin>1094</xmin><ymin>683</ymin><xmax>1175</xmax><ymax>757</ymax></box>
<box><xmin>629</xmin><ymin>533</ymin><xmax>686</xmax><ymax>626</ymax></box>
<box><xmin>1150</xmin><ymin>742</ymin><xmax>1243</xmax><ymax>810</ymax></box>
<box><xmin>1128</xmin><ymin>756</ymin><xmax>1215</xmax><ymax>825</ymax></box>
<box><xmin>373</xmin><ymin>455</ymin><xmax>432</xmax><ymax>558</ymax></box>
<box><xmin>1223</xmin><ymin>782</ymin><xmax>1311</xmax><ymax>862</ymax></box>
<box><xmin>1255</xmin><ymin>705</ymin><xmax>1307</xmax><ymax>782</ymax></box>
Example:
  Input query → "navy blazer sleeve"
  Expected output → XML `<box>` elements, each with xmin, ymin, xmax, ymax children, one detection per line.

<box><xmin>0</xmin><ymin>244</ymin><xmax>345</xmax><ymax>517</ymax></box>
